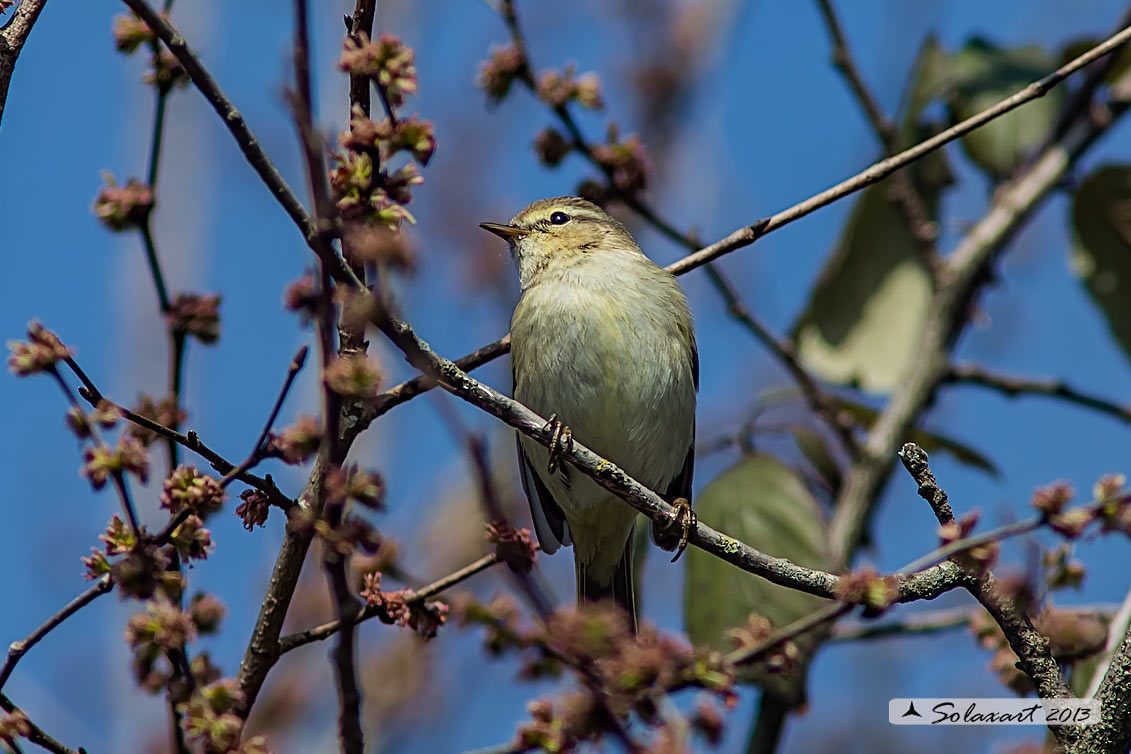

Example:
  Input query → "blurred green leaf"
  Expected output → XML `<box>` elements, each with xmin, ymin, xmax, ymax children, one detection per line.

<box><xmin>791</xmin><ymin>426</ymin><xmax>842</xmax><ymax>495</ymax></box>
<box><xmin>1071</xmin><ymin>165</ymin><xmax>1131</xmax><ymax>366</ymax></box>
<box><xmin>832</xmin><ymin>396</ymin><xmax>1000</xmax><ymax>477</ymax></box>
<box><xmin>948</xmin><ymin>38</ymin><xmax>1063</xmax><ymax>179</ymax></box>
<box><xmin>684</xmin><ymin>454</ymin><xmax>833</xmax><ymax>705</ymax></box>
<box><xmin>901</xmin><ymin>35</ymin><xmax>953</xmax><ymax>137</ymax></box>
<box><xmin>791</xmin><ymin>186</ymin><xmax>935</xmax><ymax>393</ymax></box>
<box><xmin>792</xmin><ymin>37</ymin><xmax>951</xmax><ymax>394</ymax></box>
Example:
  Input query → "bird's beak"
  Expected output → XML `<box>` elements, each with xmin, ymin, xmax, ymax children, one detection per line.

<box><xmin>479</xmin><ymin>222</ymin><xmax>531</xmax><ymax>240</ymax></box>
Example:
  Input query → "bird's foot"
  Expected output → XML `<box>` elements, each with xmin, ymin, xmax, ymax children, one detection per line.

<box><xmin>543</xmin><ymin>413</ymin><xmax>573</xmax><ymax>475</ymax></box>
<box><xmin>665</xmin><ymin>497</ymin><xmax>696</xmax><ymax>563</ymax></box>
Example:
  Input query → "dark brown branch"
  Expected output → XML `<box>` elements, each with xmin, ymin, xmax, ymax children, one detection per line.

<box><xmin>64</xmin><ymin>356</ymin><xmax>295</xmax><ymax>512</ymax></box>
<box><xmin>0</xmin><ymin>694</ymin><xmax>83</xmax><ymax>754</ymax></box>
<box><xmin>813</xmin><ymin>0</ymin><xmax>939</xmax><ymax>267</ymax></box>
<box><xmin>946</xmin><ymin>363</ymin><xmax>1131</xmax><ymax>426</ymax></box>
<box><xmin>0</xmin><ymin>576</ymin><xmax>113</xmax><ymax>693</ymax></box>
<box><xmin>118</xmin><ymin>0</ymin><xmax>319</xmax><ymax>246</ymax></box>
<box><xmin>0</xmin><ymin>0</ymin><xmax>48</xmax><ymax>128</ymax></box>
<box><xmin>703</xmin><ymin>264</ymin><xmax>858</xmax><ymax>455</ymax></box>
<box><xmin>218</xmin><ymin>344</ymin><xmax>309</xmax><ymax>489</ymax></box>
<box><xmin>897</xmin><ymin>443</ymin><xmax>1073</xmax><ymax>745</ymax></box>
<box><xmin>47</xmin><ymin>368</ymin><xmax>142</xmax><ymax>535</ymax></box>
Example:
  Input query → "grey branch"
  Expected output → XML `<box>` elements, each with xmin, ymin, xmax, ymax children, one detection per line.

<box><xmin>897</xmin><ymin>444</ymin><xmax>1073</xmax><ymax>746</ymax></box>
<box><xmin>0</xmin><ymin>575</ymin><xmax>112</xmax><ymax>693</ymax></box>
<box><xmin>369</xmin><ymin>305</ymin><xmax>967</xmax><ymax>606</ymax></box>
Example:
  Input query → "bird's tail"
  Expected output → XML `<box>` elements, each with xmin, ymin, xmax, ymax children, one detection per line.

<box><xmin>575</xmin><ymin>533</ymin><xmax>637</xmax><ymax>633</ymax></box>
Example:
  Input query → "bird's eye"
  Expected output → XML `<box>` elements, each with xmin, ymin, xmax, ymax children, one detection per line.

<box><xmin>549</xmin><ymin>211</ymin><xmax>571</xmax><ymax>225</ymax></box>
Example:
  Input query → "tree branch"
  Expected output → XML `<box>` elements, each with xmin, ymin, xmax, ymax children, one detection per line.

<box><xmin>828</xmin><ymin>44</ymin><xmax>1131</xmax><ymax>567</ymax></box>
<box><xmin>367</xmin><ymin>301</ymin><xmax>967</xmax><ymax>607</ymax></box>
<box><xmin>0</xmin><ymin>0</ymin><xmax>48</xmax><ymax>128</ymax></box>
<box><xmin>279</xmin><ymin>551</ymin><xmax>504</xmax><ymax>653</ymax></box>
<box><xmin>65</xmin><ymin>356</ymin><xmax>295</xmax><ymax>512</ymax></box>
<box><xmin>0</xmin><ymin>694</ymin><xmax>83</xmax><ymax>754</ymax></box>
<box><xmin>0</xmin><ymin>576</ymin><xmax>113</xmax><ymax>693</ymax></box>
<box><xmin>122</xmin><ymin>0</ymin><xmax>1131</xmax><ymax>441</ymax></box>
<box><xmin>897</xmin><ymin>443</ymin><xmax>1073</xmax><ymax>745</ymax></box>
<box><xmin>812</xmin><ymin>0</ymin><xmax>939</xmax><ymax>268</ymax></box>
<box><xmin>945</xmin><ymin>363</ymin><xmax>1131</xmax><ymax>426</ymax></box>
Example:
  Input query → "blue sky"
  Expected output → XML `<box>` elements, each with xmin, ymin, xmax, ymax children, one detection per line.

<box><xmin>3</xmin><ymin>0</ymin><xmax>1131</xmax><ymax>752</ymax></box>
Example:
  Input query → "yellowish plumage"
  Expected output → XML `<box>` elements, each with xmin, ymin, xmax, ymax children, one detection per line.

<box><xmin>483</xmin><ymin>197</ymin><xmax>698</xmax><ymax>626</ymax></box>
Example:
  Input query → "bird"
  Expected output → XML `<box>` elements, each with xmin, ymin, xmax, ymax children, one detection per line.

<box><xmin>480</xmin><ymin>196</ymin><xmax>698</xmax><ymax>629</ymax></box>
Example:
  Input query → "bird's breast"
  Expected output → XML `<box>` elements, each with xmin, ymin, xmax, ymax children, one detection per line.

<box><xmin>511</xmin><ymin>266</ymin><xmax>695</xmax><ymax>490</ymax></box>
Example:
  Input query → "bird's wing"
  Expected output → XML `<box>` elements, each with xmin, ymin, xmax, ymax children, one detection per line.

<box><xmin>517</xmin><ymin>434</ymin><xmax>571</xmax><ymax>553</ymax></box>
<box><xmin>651</xmin><ymin>339</ymin><xmax>697</xmax><ymax>547</ymax></box>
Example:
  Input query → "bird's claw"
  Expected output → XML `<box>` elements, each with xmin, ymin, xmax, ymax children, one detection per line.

<box><xmin>666</xmin><ymin>497</ymin><xmax>696</xmax><ymax>563</ymax></box>
<box><xmin>544</xmin><ymin>413</ymin><xmax>573</xmax><ymax>475</ymax></box>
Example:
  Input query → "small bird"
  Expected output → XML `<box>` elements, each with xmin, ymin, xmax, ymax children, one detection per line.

<box><xmin>480</xmin><ymin>196</ymin><xmax>698</xmax><ymax>629</ymax></box>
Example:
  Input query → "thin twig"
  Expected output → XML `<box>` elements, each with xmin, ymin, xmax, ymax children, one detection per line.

<box><xmin>278</xmin><ymin>551</ymin><xmax>505</xmax><ymax>653</ymax></box>
<box><xmin>0</xmin><ymin>0</ymin><xmax>50</xmax><ymax>128</ymax></box>
<box><xmin>47</xmin><ymin>368</ymin><xmax>142</xmax><ymax>535</ymax></box>
<box><xmin>64</xmin><ymin>356</ymin><xmax>295</xmax><ymax>511</ymax></box>
<box><xmin>831</xmin><ymin>605</ymin><xmax>977</xmax><ymax>642</ymax></box>
<box><xmin>0</xmin><ymin>576</ymin><xmax>113</xmax><ymax>692</ymax></box>
<box><xmin>0</xmin><ymin>694</ymin><xmax>83</xmax><ymax>754</ymax></box>
<box><xmin>217</xmin><ymin>344</ymin><xmax>309</xmax><ymax>489</ymax></box>
<box><xmin>812</xmin><ymin>0</ymin><xmax>939</xmax><ymax>267</ymax></box>
<box><xmin>726</xmin><ymin>603</ymin><xmax>853</xmax><ymax>667</ymax></box>
<box><xmin>946</xmin><ymin>363</ymin><xmax>1131</xmax><ymax>426</ymax></box>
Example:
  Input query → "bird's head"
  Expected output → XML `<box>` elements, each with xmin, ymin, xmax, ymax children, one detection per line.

<box><xmin>480</xmin><ymin>196</ymin><xmax>638</xmax><ymax>288</ymax></box>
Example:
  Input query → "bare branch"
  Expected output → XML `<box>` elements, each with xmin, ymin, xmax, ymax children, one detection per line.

<box><xmin>278</xmin><ymin>551</ymin><xmax>505</xmax><ymax>653</ymax></box>
<box><xmin>812</xmin><ymin>0</ymin><xmax>939</xmax><ymax>267</ymax></box>
<box><xmin>217</xmin><ymin>344</ymin><xmax>309</xmax><ymax>488</ymax></box>
<box><xmin>946</xmin><ymin>363</ymin><xmax>1131</xmax><ymax>426</ymax></box>
<box><xmin>367</xmin><ymin>301</ymin><xmax>966</xmax><ymax>606</ymax></box>
<box><xmin>897</xmin><ymin>443</ymin><xmax>1073</xmax><ymax>745</ymax></box>
<box><xmin>65</xmin><ymin>356</ymin><xmax>295</xmax><ymax>512</ymax></box>
<box><xmin>832</xmin><ymin>605</ymin><xmax>976</xmax><ymax>642</ymax></box>
<box><xmin>0</xmin><ymin>0</ymin><xmax>49</xmax><ymax>128</ymax></box>
<box><xmin>0</xmin><ymin>576</ymin><xmax>113</xmax><ymax>692</ymax></box>
<box><xmin>0</xmin><ymin>694</ymin><xmax>83</xmax><ymax>754</ymax></box>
